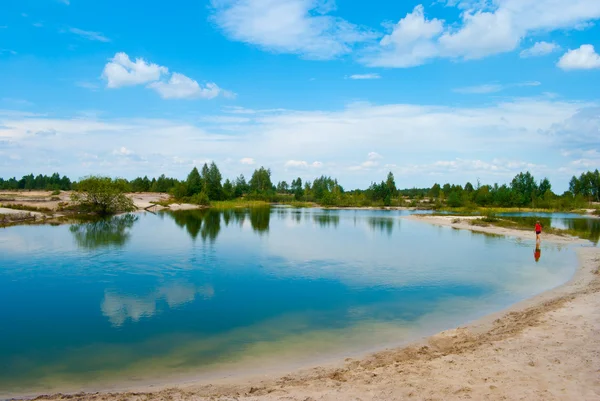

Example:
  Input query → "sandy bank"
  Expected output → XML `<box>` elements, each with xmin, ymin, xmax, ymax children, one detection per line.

<box><xmin>13</xmin><ymin>218</ymin><xmax>598</xmax><ymax>401</ymax></box>
<box><xmin>406</xmin><ymin>214</ymin><xmax>587</xmax><ymax>245</ymax></box>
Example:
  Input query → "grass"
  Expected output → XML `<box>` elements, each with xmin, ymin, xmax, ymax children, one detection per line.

<box><xmin>0</xmin><ymin>203</ymin><xmax>53</xmax><ymax>213</ymax></box>
<box><xmin>469</xmin><ymin>216</ymin><xmax>598</xmax><ymax>243</ymax></box>
<box><xmin>210</xmin><ymin>200</ymin><xmax>272</xmax><ymax>209</ymax></box>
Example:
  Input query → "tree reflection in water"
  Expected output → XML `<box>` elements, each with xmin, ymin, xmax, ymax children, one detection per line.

<box><xmin>70</xmin><ymin>214</ymin><xmax>139</xmax><ymax>249</ymax></box>
<box><xmin>168</xmin><ymin>207</ymin><xmax>272</xmax><ymax>241</ymax></box>
<box><xmin>170</xmin><ymin>209</ymin><xmax>222</xmax><ymax>243</ymax></box>
<box><xmin>368</xmin><ymin>217</ymin><xmax>395</xmax><ymax>236</ymax></box>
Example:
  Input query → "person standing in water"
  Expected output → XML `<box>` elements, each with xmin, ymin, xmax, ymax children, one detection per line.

<box><xmin>535</xmin><ymin>220</ymin><xmax>542</xmax><ymax>241</ymax></box>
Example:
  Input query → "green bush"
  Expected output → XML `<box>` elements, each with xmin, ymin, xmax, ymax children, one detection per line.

<box><xmin>70</xmin><ymin>176</ymin><xmax>136</xmax><ymax>216</ymax></box>
<box><xmin>189</xmin><ymin>191</ymin><xmax>210</xmax><ymax>206</ymax></box>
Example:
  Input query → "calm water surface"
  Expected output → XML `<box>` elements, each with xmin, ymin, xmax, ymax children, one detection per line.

<box><xmin>0</xmin><ymin>208</ymin><xmax>581</xmax><ymax>395</ymax></box>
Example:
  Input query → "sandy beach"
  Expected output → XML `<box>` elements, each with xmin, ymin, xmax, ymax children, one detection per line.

<box><xmin>13</xmin><ymin>215</ymin><xmax>598</xmax><ymax>401</ymax></box>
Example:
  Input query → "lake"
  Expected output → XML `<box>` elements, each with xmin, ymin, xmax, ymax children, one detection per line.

<box><xmin>0</xmin><ymin>207</ymin><xmax>581</xmax><ymax>396</ymax></box>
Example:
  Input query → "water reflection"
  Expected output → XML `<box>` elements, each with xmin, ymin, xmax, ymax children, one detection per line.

<box><xmin>368</xmin><ymin>217</ymin><xmax>395</xmax><ymax>236</ymax></box>
<box><xmin>250</xmin><ymin>207</ymin><xmax>270</xmax><ymax>234</ymax></box>
<box><xmin>313</xmin><ymin>213</ymin><xmax>340</xmax><ymax>228</ymax></box>
<box><xmin>170</xmin><ymin>209</ymin><xmax>221</xmax><ymax>243</ymax></box>
<box><xmin>534</xmin><ymin>243</ymin><xmax>541</xmax><ymax>262</ymax></box>
<box><xmin>501</xmin><ymin>215</ymin><xmax>600</xmax><ymax>245</ymax></box>
<box><xmin>70</xmin><ymin>214</ymin><xmax>138</xmax><ymax>249</ymax></box>
<box><xmin>101</xmin><ymin>283</ymin><xmax>215</xmax><ymax>326</ymax></box>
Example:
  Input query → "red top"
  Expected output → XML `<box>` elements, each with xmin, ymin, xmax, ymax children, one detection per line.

<box><xmin>535</xmin><ymin>223</ymin><xmax>542</xmax><ymax>232</ymax></box>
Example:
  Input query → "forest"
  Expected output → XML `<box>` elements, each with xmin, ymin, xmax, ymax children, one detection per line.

<box><xmin>1</xmin><ymin>164</ymin><xmax>599</xmax><ymax>210</ymax></box>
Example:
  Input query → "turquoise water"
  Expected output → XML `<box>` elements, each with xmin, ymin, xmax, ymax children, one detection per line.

<box><xmin>0</xmin><ymin>208</ymin><xmax>580</xmax><ymax>396</ymax></box>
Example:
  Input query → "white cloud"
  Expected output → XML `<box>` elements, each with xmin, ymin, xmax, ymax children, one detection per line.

<box><xmin>557</xmin><ymin>44</ymin><xmax>600</xmax><ymax>70</ymax></box>
<box><xmin>367</xmin><ymin>152</ymin><xmax>383</xmax><ymax>160</ymax></box>
<box><xmin>364</xmin><ymin>0</ymin><xmax>600</xmax><ymax>67</ymax></box>
<box><xmin>32</xmin><ymin>22</ymin><xmax>43</xmax><ymax>28</ymax></box>
<box><xmin>0</xmin><ymin>49</ymin><xmax>17</xmax><ymax>55</ymax></box>
<box><xmin>285</xmin><ymin>160</ymin><xmax>323</xmax><ymax>168</ymax></box>
<box><xmin>454</xmin><ymin>81</ymin><xmax>540</xmax><ymax>94</ymax></box>
<box><xmin>520</xmin><ymin>41</ymin><xmax>560</xmax><ymax>58</ymax></box>
<box><xmin>113</xmin><ymin>146</ymin><xmax>133</xmax><ymax>156</ymax></box>
<box><xmin>102</xmin><ymin>52</ymin><xmax>168</xmax><ymax>88</ymax></box>
<box><xmin>364</xmin><ymin>5</ymin><xmax>443</xmax><ymax>67</ymax></box>
<box><xmin>69</xmin><ymin>27</ymin><xmax>110</xmax><ymax>42</ymax></box>
<box><xmin>349</xmin><ymin>73</ymin><xmax>381</xmax><ymax>80</ymax></box>
<box><xmin>102</xmin><ymin>53</ymin><xmax>233</xmax><ymax>100</ymax></box>
<box><xmin>240</xmin><ymin>157</ymin><xmax>255</xmax><ymax>165</ymax></box>
<box><xmin>1</xmin><ymin>98</ymin><xmax>597</xmax><ymax>192</ymax></box>
<box><xmin>210</xmin><ymin>0</ymin><xmax>376</xmax><ymax>59</ymax></box>
<box><xmin>148</xmin><ymin>73</ymin><xmax>229</xmax><ymax>100</ymax></box>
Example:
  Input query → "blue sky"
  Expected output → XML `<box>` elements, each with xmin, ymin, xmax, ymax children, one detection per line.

<box><xmin>1</xmin><ymin>0</ymin><xmax>599</xmax><ymax>192</ymax></box>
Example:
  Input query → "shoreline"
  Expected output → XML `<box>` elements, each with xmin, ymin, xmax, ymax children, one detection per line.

<box><xmin>5</xmin><ymin>218</ymin><xmax>599</xmax><ymax>400</ymax></box>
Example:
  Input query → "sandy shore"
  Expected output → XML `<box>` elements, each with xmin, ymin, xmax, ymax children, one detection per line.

<box><xmin>14</xmin><ymin>216</ymin><xmax>598</xmax><ymax>401</ymax></box>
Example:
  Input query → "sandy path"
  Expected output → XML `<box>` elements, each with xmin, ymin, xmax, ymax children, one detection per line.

<box><xmin>16</xmin><ymin>219</ymin><xmax>600</xmax><ymax>401</ymax></box>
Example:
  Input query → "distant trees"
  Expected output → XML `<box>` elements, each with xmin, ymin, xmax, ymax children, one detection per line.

<box><xmin>0</xmin><ymin>173</ymin><xmax>71</xmax><ymax>191</ymax></box>
<box><xmin>3</xmin><ymin>166</ymin><xmax>599</xmax><ymax>211</ymax></box>
<box><xmin>569</xmin><ymin>170</ymin><xmax>600</xmax><ymax>203</ymax></box>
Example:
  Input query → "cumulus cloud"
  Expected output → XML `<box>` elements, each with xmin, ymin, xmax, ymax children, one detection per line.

<box><xmin>102</xmin><ymin>52</ymin><xmax>233</xmax><ymax>100</ymax></box>
<box><xmin>364</xmin><ymin>5</ymin><xmax>443</xmax><ymax>67</ymax></box>
<box><xmin>102</xmin><ymin>52</ymin><xmax>168</xmax><ymax>88</ymax></box>
<box><xmin>520</xmin><ymin>41</ymin><xmax>560</xmax><ymax>58</ymax></box>
<box><xmin>240</xmin><ymin>157</ymin><xmax>255</xmax><ymax>164</ymax></box>
<box><xmin>363</xmin><ymin>1</ymin><xmax>600</xmax><ymax>67</ymax></box>
<box><xmin>557</xmin><ymin>45</ymin><xmax>600</xmax><ymax>70</ymax></box>
<box><xmin>148</xmin><ymin>73</ymin><xmax>229</xmax><ymax>100</ymax></box>
<box><xmin>69</xmin><ymin>27</ymin><xmax>110</xmax><ymax>42</ymax></box>
<box><xmin>210</xmin><ymin>0</ymin><xmax>376</xmax><ymax>59</ymax></box>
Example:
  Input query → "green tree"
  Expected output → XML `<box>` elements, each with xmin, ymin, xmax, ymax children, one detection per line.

<box><xmin>223</xmin><ymin>179</ymin><xmax>234</xmax><ymax>200</ymax></box>
<box><xmin>186</xmin><ymin>167</ymin><xmax>203</xmax><ymax>195</ymax></box>
<box><xmin>249</xmin><ymin>167</ymin><xmax>273</xmax><ymax>194</ymax></box>
<box><xmin>206</xmin><ymin>162</ymin><xmax>223</xmax><ymax>200</ymax></box>
<box><xmin>510</xmin><ymin>171</ymin><xmax>538</xmax><ymax>207</ymax></box>
<box><xmin>70</xmin><ymin>176</ymin><xmax>136</xmax><ymax>216</ymax></box>
<box><xmin>234</xmin><ymin>174</ymin><xmax>249</xmax><ymax>197</ymax></box>
<box><xmin>291</xmin><ymin>177</ymin><xmax>304</xmax><ymax>200</ymax></box>
<box><xmin>429</xmin><ymin>183</ymin><xmax>441</xmax><ymax>198</ymax></box>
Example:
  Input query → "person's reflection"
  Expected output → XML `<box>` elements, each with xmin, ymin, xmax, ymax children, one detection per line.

<box><xmin>534</xmin><ymin>241</ymin><xmax>541</xmax><ymax>262</ymax></box>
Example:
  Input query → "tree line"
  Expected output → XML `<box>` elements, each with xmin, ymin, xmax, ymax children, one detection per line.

<box><xmin>2</xmin><ymin>165</ymin><xmax>599</xmax><ymax>209</ymax></box>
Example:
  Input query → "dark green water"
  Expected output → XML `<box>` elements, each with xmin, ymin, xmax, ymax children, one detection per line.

<box><xmin>0</xmin><ymin>208</ymin><xmax>581</xmax><ymax>396</ymax></box>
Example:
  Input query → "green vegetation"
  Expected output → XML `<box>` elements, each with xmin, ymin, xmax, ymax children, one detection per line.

<box><xmin>427</xmin><ymin>170</ymin><xmax>600</xmax><ymax>211</ymax></box>
<box><xmin>69</xmin><ymin>214</ymin><xmax>138</xmax><ymax>249</ymax></box>
<box><xmin>469</xmin><ymin>214</ymin><xmax>600</xmax><ymax>244</ymax></box>
<box><xmin>70</xmin><ymin>176</ymin><xmax>136</xmax><ymax>216</ymax></box>
<box><xmin>0</xmin><ymin>173</ymin><xmax>71</xmax><ymax>191</ymax></box>
<box><xmin>2</xmin><ymin>167</ymin><xmax>599</xmax><ymax>212</ymax></box>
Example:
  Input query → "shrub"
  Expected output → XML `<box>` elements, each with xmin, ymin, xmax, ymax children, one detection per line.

<box><xmin>70</xmin><ymin>176</ymin><xmax>136</xmax><ymax>216</ymax></box>
<box><xmin>189</xmin><ymin>191</ymin><xmax>210</xmax><ymax>206</ymax></box>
